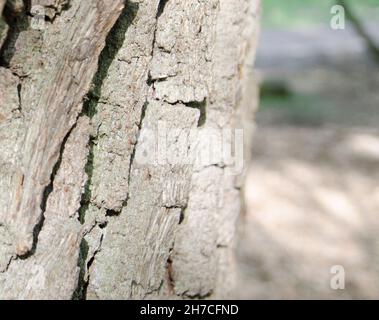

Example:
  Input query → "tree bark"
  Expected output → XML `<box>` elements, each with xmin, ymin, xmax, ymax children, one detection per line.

<box><xmin>0</xmin><ymin>0</ymin><xmax>260</xmax><ymax>299</ymax></box>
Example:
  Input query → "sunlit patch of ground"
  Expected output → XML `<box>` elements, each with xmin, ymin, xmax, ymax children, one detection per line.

<box><xmin>236</xmin><ymin>126</ymin><xmax>379</xmax><ymax>299</ymax></box>
<box><xmin>236</xmin><ymin>10</ymin><xmax>379</xmax><ymax>297</ymax></box>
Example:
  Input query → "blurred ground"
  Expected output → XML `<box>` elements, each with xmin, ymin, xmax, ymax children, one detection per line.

<box><xmin>235</xmin><ymin>19</ymin><xmax>379</xmax><ymax>299</ymax></box>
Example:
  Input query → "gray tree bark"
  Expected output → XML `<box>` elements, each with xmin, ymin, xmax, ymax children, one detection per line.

<box><xmin>0</xmin><ymin>0</ymin><xmax>260</xmax><ymax>299</ymax></box>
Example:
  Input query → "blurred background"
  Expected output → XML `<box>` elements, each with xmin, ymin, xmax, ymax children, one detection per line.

<box><xmin>236</xmin><ymin>0</ymin><xmax>379</xmax><ymax>299</ymax></box>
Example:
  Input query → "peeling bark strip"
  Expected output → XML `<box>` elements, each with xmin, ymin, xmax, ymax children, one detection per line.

<box><xmin>0</xmin><ymin>0</ymin><xmax>260</xmax><ymax>299</ymax></box>
<box><xmin>3</xmin><ymin>0</ymin><xmax>124</xmax><ymax>257</ymax></box>
<box><xmin>0</xmin><ymin>0</ymin><xmax>124</xmax><ymax>284</ymax></box>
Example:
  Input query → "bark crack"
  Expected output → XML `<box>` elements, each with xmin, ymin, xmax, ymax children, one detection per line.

<box><xmin>121</xmin><ymin>100</ymin><xmax>147</xmax><ymax>209</ymax></box>
<box><xmin>72</xmin><ymin>228</ymin><xmax>104</xmax><ymax>300</ymax></box>
<box><xmin>19</xmin><ymin>120</ymin><xmax>78</xmax><ymax>260</ymax></box>
<box><xmin>74</xmin><ymin>1</ymin><xmax>140</xmax><ymax>299</ymax></box>
<box><xmin>0</xmin><ymin>0</ymin><xmax>29</xmax><ymax>67</ymax></box>
<box><xmin>78</xmin><ymin>0</ymin><xmax>138</xmax><ymax>222</ymax></box>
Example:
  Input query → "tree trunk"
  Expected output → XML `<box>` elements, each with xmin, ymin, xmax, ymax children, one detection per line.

<box><xmin>0</xmin><ymin>0</ymin><xmax>260</xmax><ymax>299</ymax></box>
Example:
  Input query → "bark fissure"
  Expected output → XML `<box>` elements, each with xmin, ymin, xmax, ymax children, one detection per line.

<box><xmin>72</xmin><ymin>238</ymin><xmax>89</xmax><ymax>299</ymax></box>
<box><xmin>19</xmin><ymin>120</ymin><xmax>77</xmax><ymax>260</ymax></box>
<box><xmin>78</xmin><ymin>0</ymin><xmax>139</xmax><ymax>222</ymax></box>
<box><xmin>16</xmin><ymin>82</ymin><xmax>21</xmax><ymax>112</ymax></box>
<box><xmin>74</xmin><ymin>1</ymin><xmax>142</xmax><ymax>298</ymax></box>
<box><xmin>121</xmin><ymin>100</ymin><xmax>148</xmax><ymax>209</ymax></box>
<box><xmin>77</xmin><ymin>137</ymin><xmax>94</xmax><ymax>224</ymax></box>
<box><xmin>0</xmin><ymin>0</ymin><xmax>29</xmax><ymax>67</ymax></box>
<box><xmin>156</xmin><ymin>0</ymin><xmax>168</xmax><ymax>19</ymax></box>
<box><xmin>184</xmin><ymin>100</ymin><xmax>207</xmax><ymax>126</ymax></box>
<box><xmin>73</xmin><ymin>229</ymin><xmax>104</xmax><ymax>300</ymax></box>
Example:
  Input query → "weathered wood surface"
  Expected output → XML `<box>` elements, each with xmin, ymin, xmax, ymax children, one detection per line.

<box><xmin>0</xmin><ymin>0</ymin><xmax>260</xmax><ymax>299</ymax></box>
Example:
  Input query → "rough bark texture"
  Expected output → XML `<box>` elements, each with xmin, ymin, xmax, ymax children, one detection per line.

<box><xmin>0</xmin><ymin>0</ymin><xmax>260</xmax><ymax>299</ymax></box>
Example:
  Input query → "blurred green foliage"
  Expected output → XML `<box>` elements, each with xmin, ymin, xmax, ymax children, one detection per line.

<box><xmin>260</xmin><ymin>92</ymin><xmax>338</xmax><ymax>126</ymax></box>
<box><xmin>259</xmin><ymin>0</ymin><xmax>379</xmax><ymax>126</ymax></box>
<box><xmin>262</xmin><ymin>0</ymin><xmax>379</xmax><ymax>28</ymax></box>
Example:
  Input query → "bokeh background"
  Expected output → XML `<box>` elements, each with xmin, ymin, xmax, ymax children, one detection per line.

<box><xmin>236</xmin><ymin>0</ymin><xmax>379</xmax><ymax>299</ymax></box>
